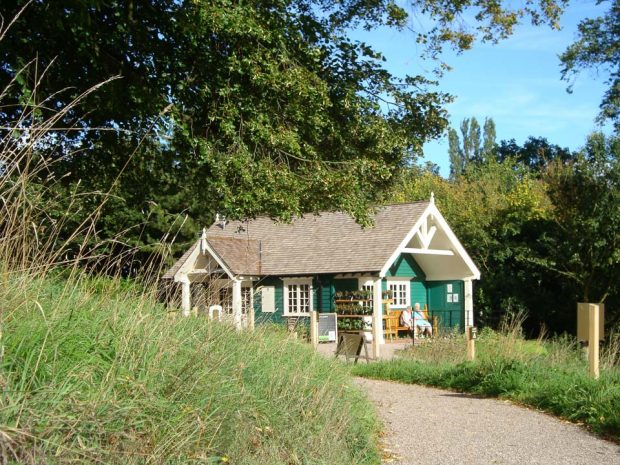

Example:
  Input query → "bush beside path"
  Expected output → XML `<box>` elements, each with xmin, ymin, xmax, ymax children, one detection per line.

<box><xmin>356</xmin><ymin>377</ymin><xmax>620</xmax><ymax>465</ymax></box>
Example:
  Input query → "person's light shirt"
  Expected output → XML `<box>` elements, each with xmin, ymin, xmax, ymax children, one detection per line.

<box><xmin>401</xmin><ymin>309</ymin><xmax>413</xmax><ymax>328</ymax></box>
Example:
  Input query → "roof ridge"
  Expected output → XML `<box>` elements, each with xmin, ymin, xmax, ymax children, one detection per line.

<box><xmin>207</xmin><ymin>201</ymin><xmax>431</xmax><ymax>224</ymax></box>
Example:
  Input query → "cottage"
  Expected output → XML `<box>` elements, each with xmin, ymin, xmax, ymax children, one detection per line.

<box><xmin>163</xmin><ymin>196</ymin><xmax>480</xmax><ymax>345</ymax></box>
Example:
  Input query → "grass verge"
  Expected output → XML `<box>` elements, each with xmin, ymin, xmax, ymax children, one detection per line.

<box><xmin>352</xmin><ymin>327</ymin><xmax>620</xmax><ymax>441</ymax></box>
<box><xmin>0</xmin><ymin>270</ymin><xmax>380</xmax><ymax>464</ymax></box>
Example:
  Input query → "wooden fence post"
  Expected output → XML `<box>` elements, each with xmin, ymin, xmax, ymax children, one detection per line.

<box><xmin>248</xmin><ymin>305</ymin><xmax>255</xmax><ymax>330</ymax></box>
<box><xmin>310</xmin><ymin>311</ymin><xmax>318</xmax><ymax>349</ymax></box>
<box><xmin>466</xmin><ymin>326</ymin><xmax>475</xmax><ymax>361</ymax></box>
<box><xmin>588</xmin><ymin>304</ymin><xmax>600</xmax><ymax>379</ymax></box>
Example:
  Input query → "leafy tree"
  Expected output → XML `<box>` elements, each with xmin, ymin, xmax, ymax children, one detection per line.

<box><xmin>448</xmin><ymin>128</ymin><xmax>464</xmax><ymax>180</ymax></box>
<box><xmin>448</xmin><ymin>116</ymin><xmax>496</xmax><ymax>177</ymax></box>
<box><xmin>496</xmin><ymin>136</ymin><xmax>573</xmax><ymax>171</ymax></box>
<box><xmin>462</xmin><ymin>117</ymin><xmax>482</xmax><ymax>163</ymax></box>
<box><xmin>396</xmin><ymin>132</ymin><xmax>620</xmax><ymax>333</ymax></box>
<box><xmin>560</xmin><ymin>0</ymin><xmax>620</xmax><ymax>128</ymax></box>
<box><xmin>0</xmin><ymin>0</ymin><xmax>568</xmax><ymax>264</ymax></box>
<box><xmin>483</xmin><ymin>118</ymin><xmax>497</xmax><ymax>159</ymax></box>
<box><xmin>535</xmin><ymin>133</ymin><xmax>620</xmax><ymax>307</ymax></box>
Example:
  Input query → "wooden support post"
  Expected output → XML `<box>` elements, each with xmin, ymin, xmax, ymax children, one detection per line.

<box><xmin>248</xmin><ymin>301</ymin><xmax>255</xmax><ymax>330</ymax></box>
<box><xmin>464</xmin><ymin>279</ymin><xmax>474</xmax><ymax>327</ymax></box>
<box><xmin>589</xmin><ymin>304</ymin><xmax>600</xmax><ymax>379</ymax></box>
<box><xmin>310</xmin><ymin>311</ymin><xmax>318</xmax><ymax>349</ymax></box>
<box><xmin>181</xmin><ymin>279</ymin><xmax>191</xmax><ymax>317</ymax></box>
<box><xmin>464</xmin><ymin>279</ymin><xmax>475</xmax><ymax>361</ymax></box>
<box><xmin>232</xmin><ymin>279</ymin><xmax>242</xmax><ymax>330</ymax></box>
<box><xmin>372</xmin><ymin>277</ymin><xmax>382</xmax><ymax>359</ymax></box>
<box><xmin>467</xmin><ymin>327</ymin><xmax>475</xmax><ymax>361</ymax></box>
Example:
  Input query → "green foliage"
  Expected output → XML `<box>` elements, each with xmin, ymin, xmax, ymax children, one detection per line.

<box><xmin>448</xmin><ymin>117</ymin><xmax>497</xmax><ymax>179</ymax></box>
<box><xmin>352</xmin><ymin>329</ymin><xmax>620</xmax><ymax>439</ymax></box>
<box><xmin>560</xmin><ymin>0</ymin><xmax>620</xmax><ymax>128</ymax></box>
<box><xmin>0</xmin><ymin>272</ymin><xmax>380</xmax><ymax>464</ymax></box>
<box><xmin>535</xmin><ymin>132</ymin><xmax>620</xmax><ymax>305</ymax></box>
<box><xmin>396</xmin><ymin>130</ymin><xmax>620</xmax><ymax>332</ymax></box>
<box><xmin>0</xmin><ymin>0</ymin><xmax>568</xmax><ymax>266</ymax></box>
<box><xmin>496</xmin><ymin>136</ymin><xmax>573</xmax><ymax>171</ymax></box>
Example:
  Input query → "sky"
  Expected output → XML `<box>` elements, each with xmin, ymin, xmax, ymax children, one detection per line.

<box><xmin>351</xmin><ymin>1</ymin><xmax>611</xmax><ymax>178</ymax></box>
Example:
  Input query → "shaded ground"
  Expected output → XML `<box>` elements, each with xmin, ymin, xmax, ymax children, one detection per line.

<box><xmin>317</xmin><ymin>340</ymin><xmax>412</xmax><ymax>361</ymax></box>
<box><xmin>355</xmin><ymin>378</ymin><xmax>620</xmax><ymax>465</ymax></box>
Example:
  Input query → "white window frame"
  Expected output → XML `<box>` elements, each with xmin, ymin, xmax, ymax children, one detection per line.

<box><xmin>241</xmin><ymin>284</ymin><xmax>253</xmax><ymax>315</ymax></box>
<box><xmin>283</xmin><ymin>277</ymin><xmax>313</xmax><ymax>316</ymax></box>
<box><xmin>358</xmin><ymin>277</ymin><xmax>375</xmax><ymax>310</ymax></box>
<box><xmin>387</xmin><ymin>278</ymin><xmax>410</xmax><ymax>309</ymax></box>
<box><xmin>214</xmin><ymin>280</ymin><xmax>253</xmax><ymax>315</ymax></box>
<box><xmin>218</xmin><ymin>286</ymin><xmax>233</xmax><ymax>314</ymax></box>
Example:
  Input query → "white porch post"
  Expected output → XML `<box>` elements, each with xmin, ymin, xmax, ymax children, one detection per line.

<box><xmin>181</xmin><ymin>277</ymin><xmax>191</xmax><ymax>317</ymax></box>
<box><xmin>464</xmin><ymin>279</ymin><xmax>474</xmax><ymax>328</ymax></box>
<box><xmin>372</xmin><ymin>277</ymin><xmax>384</xmax><ymax>358</ymax></box>
<box><xmin>232</xmin><ymin>278</ymin><xmax>242</xmax><ymax>330</ymax></box>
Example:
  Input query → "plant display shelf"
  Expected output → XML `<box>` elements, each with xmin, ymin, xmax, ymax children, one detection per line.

<box><xmin>337</xmin><ymin>314</ymin><xmax>372</xmax><ymax>318</ymax></box>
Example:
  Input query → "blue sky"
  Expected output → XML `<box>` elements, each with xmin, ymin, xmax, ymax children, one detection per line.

<box><xmin>351</xmin><ymin>1</ymin><xmax>611</xmax><ymax>177</ymax></box>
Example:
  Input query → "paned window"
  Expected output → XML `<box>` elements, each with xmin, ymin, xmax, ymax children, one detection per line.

<box><xmin>388</xmin><ymin>280</ymin><xmax>410</xmax><ymax>308</ymax></box>
<box><xmin>219</xmin><ymin>285</ymin><xmax>253</xmax><ymax>315</ymax></box>
<box><xmin>219</xmin><ymin>287</ymin><xmax>232</xmax><ymax>314</ymax></box>
<box><xmin>241</xmin><ymin>286</ymin><xmax>253</xmax><ymax>315</ymax></box>
<box><xmin>359</xmin><ymin>278</ymin><xmax>375</xmax><ymax>311</ymax></box>
<box><xmin>284</xmin><ymin>279</ymin><xmax>313</xmax><ymax>315</ymax></box>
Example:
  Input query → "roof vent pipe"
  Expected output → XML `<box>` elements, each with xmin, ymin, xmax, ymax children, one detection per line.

<box><xmin>215</xmin><ymin>212</ymin><xmax>227</xmax><ymax>229</ymax></box>
<box><xmin>200</xmin><ymin>227</ymin><xmax>207</xmax><ymax>253</ymax></box>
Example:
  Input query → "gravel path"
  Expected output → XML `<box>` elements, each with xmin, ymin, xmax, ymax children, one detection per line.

<box><xmin>355</xmin><ymin>378</ymin><xmax>620</xmax><ymax>465</ymax></box>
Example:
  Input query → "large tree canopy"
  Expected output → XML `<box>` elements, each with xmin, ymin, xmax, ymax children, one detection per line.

<box><xmin>0</xmin><ymin>0</ymin><xmax>567</xmax><ymax>261</ymax></box>
<box><xmin>560</xmin><ymin>0</ymin><xmax>620</xmax><ymax>128</ymax></box>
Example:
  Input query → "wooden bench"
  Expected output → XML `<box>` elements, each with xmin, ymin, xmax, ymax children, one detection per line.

<box><xmin>384</xmin><ymin>309</ymin><xmax>434</xmax><ymax>341</ymax></box>
<box><xmin>390</xmin><ymin>310</ymin><xmax>412</xmax><ymax>337</ymax></box>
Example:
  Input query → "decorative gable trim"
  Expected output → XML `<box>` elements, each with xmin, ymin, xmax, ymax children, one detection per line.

<box><xmin>379</xmin><ymin>200</ymin><xmax>480</xmax><ymax>280</ymax></box>
<box><xmin>426</xmin><ymin>204</ymin><xmax>480</xmax><ymax>280</ymax></box>
<box><xmin>201</xmin><ymin>231</ymin><xmax>235</xmax><ymax>279</ymax></box>
<box><xmin>379</xmin><ymin>203</ymin><xmax>433</xmax><ymax>278</ymax></box>
<box><xmin>173</xmin><ymin>243</ymin><xmax>202</xmax><ymax>282</ymax></box>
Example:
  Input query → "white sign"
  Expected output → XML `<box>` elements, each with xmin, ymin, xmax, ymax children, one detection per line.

<box><xmin>447</xmin><ymin>284</ymin><xmax>453</xmax><ymax>292</ymax></box>
<box><xmin>447</xmin><ymin>293</ymin><xmax>453</xmax><ymax>303</ymax></box>
<box><xmin>452</xmin><ymin>293</ymin><xmax>459</xmax><ymax>303</ymax></box>
<box><xmin>261</xmin><ymin>286</ymin><xmax>276</xmax><ymax>312</ymax></box>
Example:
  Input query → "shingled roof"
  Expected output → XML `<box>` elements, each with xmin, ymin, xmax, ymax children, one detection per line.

<box><xmin>193</xmin><ymin>201</ymin><xmax>430</xmax><ymax>276</ymax></box>
<box><xmin>207</xmin><ymin>237</ymin><xmax>261</xmax><ymax>276</ymax></box>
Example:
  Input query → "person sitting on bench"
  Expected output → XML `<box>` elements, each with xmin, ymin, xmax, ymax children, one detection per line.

<box><xmin>400</xmin><ymin>306</ymin><xmax>415</xmax><ymax>340</ymax></box>
<box><xmin>413</xmin><ymin>303</ymin><xmax>432</xmax><ymax>337</ymax></box>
